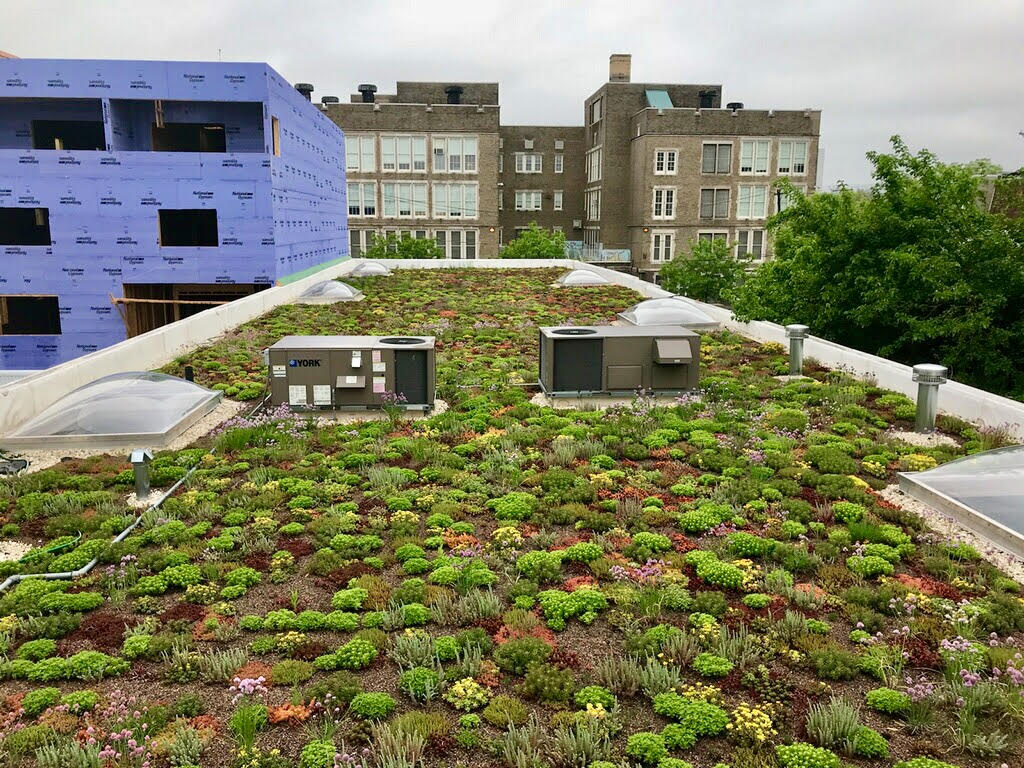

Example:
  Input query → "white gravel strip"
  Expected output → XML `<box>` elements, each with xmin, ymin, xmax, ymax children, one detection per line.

<box><xmin>879</xmin><ymin>484</ymin><xmax>1024</xmax><ymax>584</ymax></box>
<box><xmin>0</xmin><ymin>540</ymin><xmax>32</xmax><ymax>563</ymax></box>
<box><xmin>883</xmin><ymin>429</ymin><xmax>959</xmax><ymax>449</ymax></box>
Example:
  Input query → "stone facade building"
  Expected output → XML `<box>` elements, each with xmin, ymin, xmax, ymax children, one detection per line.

<box><xmin>324</xmin><ymin>55</ymin><xmax>821</xmax><ymax>279</ymax></box>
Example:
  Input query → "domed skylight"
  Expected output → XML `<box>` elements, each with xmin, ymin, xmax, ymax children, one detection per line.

<box><xmin>555</xmin><ymin>269</ymin><xmax>609</xmax><ymax>286</ymax></box>
<box><xmin>350</xmin><ymin>261</ymin><xmax>393</xmax><ymax>277</ymax></box>
<box><xmin>297</xmin><ymin>280</ymin><xmax>364</xmax><ymax>304</ymax></box>
<box><xmin>617</xmin><ymin>297</ymin><xmax>720</xmax><ymax>331</ymax></box>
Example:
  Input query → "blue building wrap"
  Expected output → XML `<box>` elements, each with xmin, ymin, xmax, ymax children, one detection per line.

<box><xmin>0</xmin><ymin>59</ymin><xmax>348</xmax><ymax>369</ymax></box>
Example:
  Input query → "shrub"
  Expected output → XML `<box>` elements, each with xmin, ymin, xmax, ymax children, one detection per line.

<box><xmin>626</xmin><ymin>732</ymin><xmax>668</xmax><ymax>766</ymax></box>
<box><xmin>810</xmin><ymin>648</ymin><xmax>860</xmax><ymax>680</ymax></box>
<box><xmin>271</xmin><ymin>660</ymin><xmax>313</xmax><ymax>685</ymax></box>
<box><xmin>482</xmin><ymin>694</ymin><xmax>529</xmax><ymax>728</ymax></box>
<box><xmin>728</xmin><ymin>533</ymin><xmax>776</xmax><ymax>558</ymax></box>
<box><xmin>692</xmin><ymin>653</ymin><xmax>733</xmax><ymax>678</ymax></box>
<box><xmin>520</xmin><ymin>663</ymin><xmax>575</xmax><ymax>703</ymax></box>
<box><xmin>865</xmin><ymin>687</ymin><xmax>911</xmax><ymax>716</ymax></box>
<box><xmin>489</xmin><ymin>492</ymin><xmax>537</xmax><ymax>521</ymax></box>
<box><xmin>574</xmin><ymin>685</ymin><xmax>616</xmax><ymax>710</ymax></box>
<box><xmin>122</xmin><ymin>634</ymin><xmax>152</xmax><ymax>660</ymax></box>
<box><xmin>298</xmin><ymin>739</ymin><xmax>335</xmax><ymax>768</ymax></box>
<box><xmin>846</xmin><ymin>555</ymin><xmax>894</xmax><ymax>579</ymax></box>
<box><xmin>892</xmin><ymin>760</ymin><xmax>960</xmax><ymax>768</ymax></box>
<box><xmin>443</xmin><ymin>677</ymin><xmax>491</xmax><ymax>711</ymax></box>
<box><xmin>399</xmin><ymin>666</ymin><xmax>440</xmax><ymax>701</ymax></box>
<box><xmin>775</xmin><ymin>743</ymin><xmax>840</xmax><ymax>768</ymax></box>
<box><xmin>61</xmin><ymin>689</ymin><xmax>99</xmax><ymax>714</ymax></box>
<box><xmin>349</xmin><ymin>692</ymin><xmax>396</xmax><ymax>719</ymax></box>
<box><xmin>326</xmin><ymin>638</ymin><xmax>378</xmax><ymax>670</ymax></box>
<box><xmin>15</xmin><ymin>638</ymin><xmax>56</xmax><ymax>661</ymax></box>
<box><xmin>331</xmin><ymin>587</ymin><xmax>369</xmax><ymax>610</ymax></box>
<box><xmin>652</xmin><ymin>693</ymin><xmax>729</xmax><ymax>736</ymax></box>
<box><xmin>661</xmin><ymin>723</ymin><xmax>697</xmax><ymax>750</ymax></box>
<box><xmin>852</xmin><ymin>726</ymin><xmax>889</xmax><ymax>758</ymax></box>
<box><xmin>515</xmin><ymin>550</ymin><xmax>563</xmax><ymax>582</ymax></box>
<box><xmin>831</xmin><ymin>501</ymin><xmax>865</xmax><ymax>524</ymax></box>
<box><xmin>22</xmin><ymin>686</ymin><xmax>60</xmax><ymax>717</ymax></box>
<box><xmin>493</xmin><ymin>636</ymin><xmax>552</xmax><ymax>675</ymax></box>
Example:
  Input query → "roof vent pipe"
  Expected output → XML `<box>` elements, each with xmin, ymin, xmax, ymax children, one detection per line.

<box><xmin>321</xmin><ymin>96</ymin><xmax>340</xmax><ymax>105</ymax></box>
<box><xmin>445</xmin><ymin>85</ymin><xmax>464</xmax><ymax>104</ymax></box>
<box><xmin>727</xmin><ymin>101</ymin><xmax>743</xmax><ymax>111</ymax></box>
<box><xmin>785</xmin><ymin>324</ymin><xmax>809</xmax><ymax>375</ymax></box>
<box><xmin>131</xmin><ymin>449</ymin><xmax>154</xmax><ymax>502</ymax></box>
<box><xmin>357</xmin><ymin>84</ymin><xmax>377</xmax><ymax>103</ymax></box>
<box><xmin>294</xmin><ymin>83</ymin><xmax>314</xmax><ymax>101</ymax></box>
<box><xmin>912</xmin><ymin>364</ymin><xmax>948</xmax><ymax>432</ymax></box>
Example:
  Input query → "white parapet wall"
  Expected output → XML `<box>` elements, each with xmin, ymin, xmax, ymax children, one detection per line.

<box><xmin>2</xmin><ymin>258</ymin><xmax>1022</xmax><ymax>440</ymax></box>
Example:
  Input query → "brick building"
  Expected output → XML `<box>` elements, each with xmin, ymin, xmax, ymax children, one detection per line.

<box><xmin>324</xmin><ymin>54</ymin><xmax>821</xmax><ymax>278</ymax></box>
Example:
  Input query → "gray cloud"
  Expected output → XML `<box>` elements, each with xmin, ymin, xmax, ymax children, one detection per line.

<box><xmin>6</xmin><ymin>0</ymin><xmax>1023</xmax><ymax>186</ymax></box>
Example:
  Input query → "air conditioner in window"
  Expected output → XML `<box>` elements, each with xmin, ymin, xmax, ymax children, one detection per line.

<box><xmin>524</xmin><ymin>139</ymin><xmax>534</xmax><ymax>149</ymax></box>
<box><xmin>572</xmin><ymin>219</ymin><xmax>582</xmax><ymax>228</ymax></box>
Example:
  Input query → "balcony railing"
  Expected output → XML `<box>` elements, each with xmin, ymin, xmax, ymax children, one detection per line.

<box><xmin>565</xmin><ymin>241</ymin><xmax>631</xmax><ymax>264</ymax></box>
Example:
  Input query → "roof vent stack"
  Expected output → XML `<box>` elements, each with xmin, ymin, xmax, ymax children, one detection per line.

<box><xmin>294</xmin><ymin>83</ymin><xmax>314</xmax><ymax>101</ymax></box>
<box><xmin>727</xmin><ymin>101</ymin><xmax>743</xmax><ymax>112</ymax></box>
<box><xmin>785</xmin><ymin>324</ymin><xmax>810</xmax><ymax>376</ymax></box>
<box><xmin>321</xmin><ymin>96</ymin><xmax>340</xmax><ymax>105</ymax></box>
<box><xmin>912</xmin><ymin>364</ymin><xmax>948</xmax><ymax>432</ymax></box>
<box><xmin>609</xmin><ymin>54</ymin><xmax>632</xmax><ymax>82</ymax></box>
<box><xmin>357</xmin><ymin>84</ymin><xmax>377</xmax><ymax>103</ymax></box>
<box><xmin>445</xmin><ymin>85</ymin><xmax>464</xmax><ymax>104</ymax></box>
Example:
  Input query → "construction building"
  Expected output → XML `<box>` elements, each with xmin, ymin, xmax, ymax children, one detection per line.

<box><xmin>0</xmin><ymin>58</ymin><xmax>347</xmax><ymax>370</ymax></box>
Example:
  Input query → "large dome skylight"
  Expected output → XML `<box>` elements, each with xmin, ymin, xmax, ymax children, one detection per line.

<box><xmin>350</xmin><ymin>261</ymin><xmax>393</xmax><ymax>277</ymax></box>
<box><xmin>3</xmin><ymin>372</ymin><xmax>221</xmax><ymax>449</ymax></box>
<box><xmin>297</xmin><ymin>280</ymin><xmax>364</xmax><ymax>304</ymax></box>
<box><xmin>617</xmin><ymin>297</ymin><xmax>720</xmax><ymax>331</ymax></box>
<box><xmin>555</xmin><ymin>269</ymin><xmax>609</xmax><ymax>286</ymax></box>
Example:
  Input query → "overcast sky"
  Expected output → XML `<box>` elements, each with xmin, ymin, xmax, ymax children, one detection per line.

<box><xmin>7</xmin><ymin>0</ymin><xmax>1023</xmax><ymax>187</ymax></box>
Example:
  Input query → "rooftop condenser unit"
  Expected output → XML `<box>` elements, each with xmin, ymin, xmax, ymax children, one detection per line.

<box><xmin>267</xmin><ymin>336</ymin><xmax>435</xmax><ymax>410</ymax></box>
<box><xmin>538</xmin><ymin>325</ymin><xmax>700</xmax><ymax>395</ymax></box>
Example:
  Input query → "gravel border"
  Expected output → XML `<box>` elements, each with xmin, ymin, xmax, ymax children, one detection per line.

<box><xmin>880</xmin><ymin>483</ymin><xmax>1024</xmax><ymax>583</ymax></box>
<box><xmin>883</xmin><ymin>429</ymin><xmax>959</xmax><ymax>449</ymax></box>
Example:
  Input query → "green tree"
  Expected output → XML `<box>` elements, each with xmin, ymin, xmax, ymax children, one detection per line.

<box><xmin>732</xmin><ymin>136</ymin><xmax>1024</xmax><ymax>399</ymax></box>
<box><xmin>363</xmin><ymin>233</ymin><xmax>443</xmax><ymax>260</ymax></box>
<box><xmin>501</xmin><ymin>223</ymin><xmax>566</xmax><ymax>259</ymax></box>
<box><xmin>658</xmin><ymin>237</ymin><xmax>747</xmax><ymax>303</ymax></box>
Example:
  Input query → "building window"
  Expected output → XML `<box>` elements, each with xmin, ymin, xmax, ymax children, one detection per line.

<box><xmin>524</xmin><ymin>139</ymin><xmax>534</xmax><ymax>150</ymax></box>
<box><xmin>654</xmin><ymin>149</ymin><xmax>677</xmax><ymax>175</ymax></box>
<box><xmin>701</xmin><ymin>142</ymin><xmax>732</xmax><ymax>174</ymax></box>
<box><xmin>554</xmin><ymin>154</ymin><xmax>563</xmax><ymax>173</ymax></box>
<box><xmin>347</xmin><ymin>182</ymin><xmax>377</xmax><ymax>217</ymax></box>
<box><xmin>737</xmin><ymin>229</ymin><xmax>765</xmax><ymax>260</ymax></box>
<box><xmin>435</xmin><ymin>229</ymin><xmax>477</xmax><ymax>259</ymax></box>
<box><xmin>271</xmin><ymin>116</ymin><xmax>281</xmax><ymax>157</ymax></box>
<box><xmin>158</xmin><ymin>209</ymin><xmax>218</xmax><ymax>246</ymax></box>
<box><xmin>515</xmin><ymin>153</ymin><xmax>543</xmax><ymax>173</ymax></box>
<box><xmin>776</xmin><ymin>184</ymin><xmax>807</xmax><ymax>212</ymax></box>
<box><xmin>515</xmin><ymin>190</ymin><xmax>542</xmax><ymax>211</ymax></box>
<box><xmin>589</xmin><ymin>98</ymin><xmax>602</xmax><ymax>124</ymax></box>
<box><xmin>553</xmin><ymin>190</ymin><xmax>563</xmax><ymax>211</ymax></box>
<box><xmin>586</xmin><ymin>147</ymin><xmax>602</xmax><ymax>183</ymax></box>
<box><xmin>498</xmin><ymin>154</ymin><xmax>503</xmax><ymax>173</ymax></box>
<box><xmin>583</xmin><ymin>227</ymin><xmax>600</xmax><ymax>254</ymax></box>
<box><xmin>349</xmin><ymin>229</ymin><xmax>376</xmax><ymax>256</ymax></box>
<box><xmin>585</xmin><ymin>189</ymin><xmax>601</xmax><ymax>221</ymax></box>
<box><xmin>777</xmin><ymin>140</ymin><xmax>808</xmax><ymax>175</ymax></box>
<box><xmin>0</xmin><ymin>207</ymin><xmax>51</xmax><ymax>246</ymax></box>
<box><xmin>552</xmin><ymin>225</ymin><xmax>563</xmax><ymax>233</ymax></box>
<box><xmin>739</xmin><ymin>139</ymin><xmax>770</xmax><ymax>175</ymax></box>
<box><xmin>381</xmin><ymin>135</ymin><xmax>427</xmax><ymax>172</ymax></box>
<box><xmin>0</xmin><ymin>295</ymin><xmax>61</xmax><ymax>335</ymax></box>
<box><xmin>737</xmin><ymin>185</ymin><xmax>769</xmax><ymax>219</ymax></box>
<box><xmin>151</xmin><ymin>123</ymin><xmax>225</xmax><ymax>153</ymax></box>
<box><xmin>345</xmin><ymin>135</ymin><xmax>376</xmax><ymax>172</ymax></box>
<box><xmin>650</xmin><ymin>231</ymin><xmax>675</xmax><ymax>263</ymax></box>
<box><xmin>699</xmin><ymin>189</ymin><xmax>730</xmax><ymax>219</ymax></box>
<box><xmin>432</xmin><ymin>136</ymin><xmax>478</xmax><ymax>173</ymax></box>
<box><xmin>554</xmin><ymin>139</ymin><xmax>564</xmax><ymax>150</ymax></box>
<box><xmin>381</xmin><ymin>182</ymin><xmax>428</xmax><ymax>218</ymax></box>
<box><xmin>652</xmin><ymin>187</ymin><xmax>676</xmax><ymax>219</ymax></box>
<box><xmin>433</xmin><ymin>183</ymin><xmax>478</xmax><ymax>218</ymax></box>
<box><xmin>498</xmin><ymin>191</ymin><xmax>503</xmax><ymax>211</ymax></box>
<box><xmin>698</xmin><ymin>231</ymin><xmax>729</xmax><ymax>243</ymax></box>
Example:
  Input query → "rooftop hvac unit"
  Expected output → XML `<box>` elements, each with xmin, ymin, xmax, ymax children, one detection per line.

<box><xmin>267</xmin><ymin>336</ymin><xmax>435</xmax><ymax>410</ymax></box>
<box><xmin>538</xmin><ymin>325</ymin><xmax>700</xmax><ymax>396</ymax></box>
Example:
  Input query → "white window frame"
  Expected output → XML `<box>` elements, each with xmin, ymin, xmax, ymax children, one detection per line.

<box><xmin>652</xmin><ymin>187</ymin><xmax>676</xmax><ymax>220</ymax></box>
<box><xmin>435</xmin><ymin>228</ymin><xmax>477</xmax><ymax>259</ymax></box>
<box><xmin>345</xmin><ymin>135</ymin><xmax>376</xmax><ymax>173</ymax></box>
<box><xmin>739</xmin><ymin>139</ymin><xmax>771</xmax><ymax>175</ymax></box>
<box><xmin>737</xmin><ymin>185</ymin><xmax>769</xmax><ymax>219</ymax></box>
<box><xmin>498</xmin><ymin>154</ymin><xmax>503</xmax><ymax>174</ymax></box>
<box><xmin>654</xmin><ymin>149</ymin><xmax>677</xmax><ymax>175</ymax></box>
<box><xmin>585</xmin><ymin>188</ymin><xmax>601</xmax><ymax>221</ymax></box>
<box><xmin>349</xmin><ymin>228</ymin><xmax>376</xmax><ymax>256</ymax></box>
<box><xmin>776</xmin><ymin>184</ymin><xmax>807</xmax><ymax>213</ymax></box>
<box><xmin>650</xmin><ymin>230</ymin><xmax>675</xmax><ymax>263</ymax></box>
<box><xmin>380</xmin><ymin>135</ymin><xmax>427</xmax><ymax>173</ymax></box>
<box><xmin>736</xmin><ymin>228</ymin><xmax>766</xmax><ymax>261</ymax></box>
<box><xmin>554</xmin><ymin>139</ymin><xmax>564</xmax><ymax>150</ymax></box>
<box><xmin>586</xmin><ymin>147</ymin><xmax>602</xmax><ymax>183</ymax></box>
<box><xmin>699</xmin><ymin>188</ymin><xmax>730</xmax><ymax>219</ymax></box>
<box><xmin>777</xmin><ymin>139</ymin><xmax>808</xmax><ymax>175</ymax></box>
<box><xmin>554</xmin><ymin>154</ymin><xmax>563</xmax><ymax>173</ymax></box>
<box><xmin>432</xmin><ymin>183</ymin><xmax>479</xmax><ymax>219</ymax></box>
<box><xmin>589</xmin><ymin>98</ymin><xmax>602</xmax><ymax>125</ymax></box>
<box><xmin>553</xmin><ymin>190</ymin><xmax>563</xmax><ymax>211</ymax></box>
<box><xmin>381</xmin><ymin>182</ymin><xmax>428</xmax><ymax>219</ymax></box>
<box><xmin>514</xmin><ymin>153</ymin><xmax>543</xmax><ymax>173</ymax></box>
<box><xmin>514</xmin><ymin>190</ymin><xmax>543</xmax><ymax>211</ymax></box>
<box><xmin>697</xmin><ymin>230</ymin><xmax>730</xmax><ymax>245</ymax></box>
<box><xmin>701</xmin><ymin>142</ymin><xmax>732</xmax><ymax>175</ymax></box>
<box><xmin>432</xmin><ymin>135</ymin><xmax>478</xmax><ymax>174</ymax></box>
<box><xmin>347</xmin><ymin>182</ymin><xmax>376</xmax><ymax>218</ymax></box>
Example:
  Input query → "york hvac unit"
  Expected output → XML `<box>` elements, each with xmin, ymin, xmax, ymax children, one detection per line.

<box><xmin>538</xmin><ymin>325</ymin><xmax>700</xmax><ymax>395</ymax></box>
<box><xmin>267</xmin><ymin>336</ymin><xmax>435</xmax><ymax>410</ymax></box>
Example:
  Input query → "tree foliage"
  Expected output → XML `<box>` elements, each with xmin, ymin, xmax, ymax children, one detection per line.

<box><xmin>501</xmin><ymin>223</ymin><xmax>566</xmax><ymax>259</ymax></box>
<box><xmin>363</xmin><ymin>233</ymin><xmax>443</xmax><ymax>260</ymax></box>
<box><xmin>658</xmin><ymin>237</ymin><xmax>747</xmax><ymax>303</ymax></box>
<box><xmin>732</xmin><ymin>137</ymin><xmax>1024</xmax><ymax>398</ymax></box>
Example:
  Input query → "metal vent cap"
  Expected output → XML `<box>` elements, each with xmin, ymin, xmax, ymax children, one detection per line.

<box><xmin>912</xmin><ymin>363</ymin><xmax>948</xmax><ymax>385</ymax></box>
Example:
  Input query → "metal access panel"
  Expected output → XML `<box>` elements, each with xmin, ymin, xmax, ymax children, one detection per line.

<box><xmin>267</xmin><ymin>335</ymin><xmax>435</xmax><ymax>410</ymax></box>
<box><xmin>538</xmin><ymin>325</ymin><xmax>700</xmax><ymax>395</ymax></box>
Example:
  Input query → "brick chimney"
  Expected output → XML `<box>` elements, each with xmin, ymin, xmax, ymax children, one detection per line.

<box><xmin>609</xmin><ymin>54</ymin><xmax>631</xmax><ymax>83</ymax></box>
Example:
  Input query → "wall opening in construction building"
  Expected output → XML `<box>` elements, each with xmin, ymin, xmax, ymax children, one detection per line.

<box><xmin>152</xmin><ymin>122</ymin><xmax>226</xmax><ymax>152</ymax></box>
<box><xmin>158</xmin><ymin>209</ymin><xmax>218</xmax><ymax>247</ymax></box>
<box><xmin>0</xmin><ymin>207</ymin><xmax>51</xmax><ymax>245</ymax></box>
<box><xmin>120</xmin><ymin>283</ymin><xmax>270</xmax><ymax>337</ymax></box>
<box><xmin>0</xmin><ymin>97</ymin><xmax>104</xmax><ymax>150</ymax></box>
<box><xmin>0</xmin><ymin>295</ymin><xmax>61</xmax><ymax>335</ymax></box>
